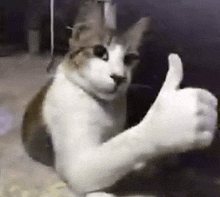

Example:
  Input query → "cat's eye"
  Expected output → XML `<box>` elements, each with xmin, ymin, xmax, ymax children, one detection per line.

<box><xmin>93</xmin><ymin>45</ymin><xmax>108</xmax><ymax>61</ymax></box>
<box><xmin>124</xmin><ymin>53</ymin><xmax>140</xmax><ymax>66</ymax></box>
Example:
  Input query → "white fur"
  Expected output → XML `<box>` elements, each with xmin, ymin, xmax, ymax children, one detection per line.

<box><xmin>42</xmin><ymin>51</ymin><xmax>217</xmax><ymax>196</ymax></box>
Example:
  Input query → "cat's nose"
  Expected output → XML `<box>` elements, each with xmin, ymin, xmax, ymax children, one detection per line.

<box><xmin>110</xmin><ymin>74</ymin><xmax>126</xmax><ymax>86</ymax></box>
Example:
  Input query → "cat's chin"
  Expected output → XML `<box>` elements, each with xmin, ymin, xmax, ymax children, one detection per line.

<box><xmin>95</xmin><ymin>91</ymin><xmax>119</xmax><ymax>101</ymax></box>
<box><xmin>94</xmin><ymin>89</ymin><xmax>126</xmax><ymax>101</ymax></box>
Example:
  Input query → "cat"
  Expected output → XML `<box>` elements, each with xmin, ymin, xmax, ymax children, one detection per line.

<box><xmin>22</xmin><ymin>2</ymin><xmax>217</xmax><ymax>197</ymax></box>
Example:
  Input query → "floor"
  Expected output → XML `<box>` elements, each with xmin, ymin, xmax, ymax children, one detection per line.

<box><xmin>0</xmin><ymin>53</ymin><xmax>75</xmax><ymax>196</ymax></box>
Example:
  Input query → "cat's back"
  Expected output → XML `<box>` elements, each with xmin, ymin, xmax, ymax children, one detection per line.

<box><xmin>22</xmin><ymin>79</ymin><xmax>54</xmax><ymax>166</ymax></box>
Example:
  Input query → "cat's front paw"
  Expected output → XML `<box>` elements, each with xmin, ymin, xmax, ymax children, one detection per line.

<box><xmin>145</xmin><ymin>54</ymin><xmax>217</xmax><ymax>153</ymax></box>
<box><xmin>154</xmin><ymin>88</ymin><xmax>217</xmax><ymax>152</ymax></box>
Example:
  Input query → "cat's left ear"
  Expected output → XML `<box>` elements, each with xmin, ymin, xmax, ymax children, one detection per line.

<box><xmin>124</xmin><ymin>17</ymin><xmax>151</xmax><ymax>53</ymax></box>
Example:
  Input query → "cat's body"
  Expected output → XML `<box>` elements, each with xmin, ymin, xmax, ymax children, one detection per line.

<box><xmin>22</xmin><ymin>2</ymin><xmax>217</xmax><ymax>197</ymax></box>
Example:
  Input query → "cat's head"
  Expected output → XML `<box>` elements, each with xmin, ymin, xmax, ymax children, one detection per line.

<box><xmin>61</xmin><ymin>2</ymin><xmax>151</xmax><ymax>101</ymax></box>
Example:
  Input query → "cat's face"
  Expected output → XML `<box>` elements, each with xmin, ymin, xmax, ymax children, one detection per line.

<box><xmin>64</xmin><ymin>41</ymin><xmax>141</xmax><ymax>100</ymax></box>
<box><xmin>62</xmin><ymin>4</ymin><xmax>151</xmax><ymax>100</ymax></box>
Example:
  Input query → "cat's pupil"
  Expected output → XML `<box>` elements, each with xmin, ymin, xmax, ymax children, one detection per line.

<box><xmin>124</xmin><ymin>53</ymin><xmax>140</xmax><ymax>66</ymax></box>
<box><xmin>93</xmin><ymin>45</ymin><xmax>108</xmax><ymax>61</ymax></box>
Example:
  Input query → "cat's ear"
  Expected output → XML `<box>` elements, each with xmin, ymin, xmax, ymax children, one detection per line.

<box><xmin>124</xmin><ymin>17</ymin><xmax>151</xmax><ymax>53</ymax></box>
<box><xmin>69</xmin><ymin>2</ymin><xmax>103</xmax><ymax>50</ymax></box>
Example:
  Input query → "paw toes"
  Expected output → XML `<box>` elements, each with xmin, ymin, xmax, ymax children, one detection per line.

<box><xmin>196</xmin><ymin>109</ymin><xmax>217</xmax><ymax>132</ymax></box>
<box><xmin>197</xmin><ymin>89</ymin><xmax>217</xmax><ymax>108</ymax></box>
<box><xmin>194</xmin><ymin>131</ymin><xmax>214</xmax><ymax>149</ymax></box>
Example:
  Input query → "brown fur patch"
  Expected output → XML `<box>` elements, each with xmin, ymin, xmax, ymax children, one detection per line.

<box><xmin>22</xmin><ymin>79</ymin><xmax>54</xmax><ymax>166</ymax></box>
<box><xmin>63</xmin><ymin>47</ymin><xmax>93</xmax><ymax>71</ymax></box>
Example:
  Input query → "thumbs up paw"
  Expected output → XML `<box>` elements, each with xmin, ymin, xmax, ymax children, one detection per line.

<box><xmin>144</xmin><ymin>54</ymin><xmax>218</xmax><ymax>153</ymax></box>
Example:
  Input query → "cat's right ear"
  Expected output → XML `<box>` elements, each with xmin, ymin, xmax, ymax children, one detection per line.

<box><xmin>68</xmin><ymin>23</ymin><xmax>93</xmax><ymax>50</ymax></box>
<box><xmin>69</xmin><ymin>2</ymin><xmax>103</xmax><ymax>51</ymax></box>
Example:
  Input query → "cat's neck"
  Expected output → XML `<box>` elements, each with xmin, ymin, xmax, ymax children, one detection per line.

<box><xmin>46</xmin><ymin>64</ymin><xmax>127</xmax><ymax>123</ymax></box>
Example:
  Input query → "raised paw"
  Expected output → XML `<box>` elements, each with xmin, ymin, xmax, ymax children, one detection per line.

<box><xmin>191</xmin><ymin>88</ymin><xmax>217</xmax><ymax>148</ymax></box>
<box><xmin>145</xmin><ymin>54</ymin><xmax>218</xmax><ymax>153</ymax></box>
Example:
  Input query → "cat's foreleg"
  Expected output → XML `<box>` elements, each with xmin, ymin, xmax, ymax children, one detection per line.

<box><xmin>56</xmin><ymin>120</ymin><xmax>158</xmax><ymax>195</ymax></box>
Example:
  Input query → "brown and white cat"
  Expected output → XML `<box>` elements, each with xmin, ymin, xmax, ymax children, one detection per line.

<box><xmin>22</xmin><ymin>2</ymin><xmax>217</xmax><ymax>197</ymax></box>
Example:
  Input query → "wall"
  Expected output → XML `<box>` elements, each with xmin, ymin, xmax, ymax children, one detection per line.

<box><xmin>0</xmin><ymin>0</ymin><xmax>28</xmax><ymax>45</ymax></box>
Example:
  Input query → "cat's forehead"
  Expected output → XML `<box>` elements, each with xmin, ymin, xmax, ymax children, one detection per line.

<box><xmin>96</xmin><ymin>29</ymin><xmax>134</xmax><ymax>52</ymax></box>
<box><xmin>91</xmin><ymin>29</ymin><xmax>126</xmax><ymax>47</ymax></box>
<box><xmin>70</xmin><ymin>28</ymin><xmax>127</xmax><ymax>52</ymax></box>
<box><xmin>108</xmin><ymin>44</ymin><xmax>126</xmax><ymax>57</ymax></box>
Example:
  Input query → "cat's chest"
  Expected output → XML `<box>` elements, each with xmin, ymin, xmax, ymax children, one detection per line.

<box><xmin>67</xmin><ymin>96</ymin><xmax>125</xmax><ymax>138</ymax></box>
<box><xmin>88</xmin><ymin>100</ymin><xmax>126</xmax><ymax>140</ymax></box>
<box><xmin>44</xmin><ymin>80</ymin><xmax>126</xmax><ymax>142</ymax></box>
